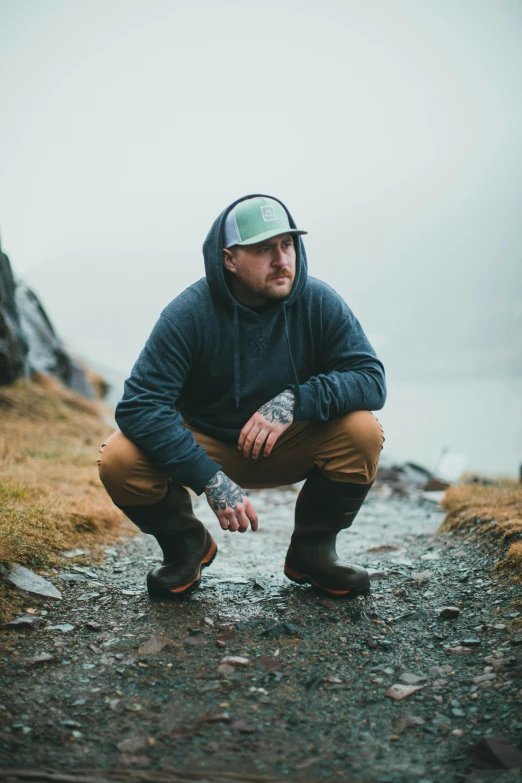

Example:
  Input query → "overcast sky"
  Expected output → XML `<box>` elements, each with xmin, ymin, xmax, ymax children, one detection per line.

<box><xmin>1</xmin><ymin>0</ymin><xmax>521</xmax><ymax>472</ymax></box>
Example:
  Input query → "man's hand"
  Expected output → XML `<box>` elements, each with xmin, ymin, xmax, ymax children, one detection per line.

<box><xmin>204</xmin><ymin>471</ymin><xmax>258</xmax><ymax>533</ymax></box>
<box><xmin>238</xmin><ymin>389</ymin><xmax>295</xmax><ymax>459</ymax></box>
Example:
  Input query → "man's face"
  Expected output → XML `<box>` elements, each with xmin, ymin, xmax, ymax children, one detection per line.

<box><xmin>222</xmin><ymin>233</ymin><xmax>297</xmax><ymax>307</ymax></box>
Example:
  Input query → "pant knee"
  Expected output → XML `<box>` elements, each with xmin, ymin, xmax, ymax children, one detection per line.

<box><xmin>332</xmin><ymin>411</ymin><xmax>384</xmax><ymax>483</ymax></box>
<box><xmin>97</xmin><ymin>430</ymin><xmax>169</xmax><ymax>507</ymax></box>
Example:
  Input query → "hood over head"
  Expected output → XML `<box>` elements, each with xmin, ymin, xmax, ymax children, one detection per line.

<box><xmin>202</xmin><ymin>194</ymin><xmax>308</xmax><ymax>412</ymax></box>
<box><xmin>202</xmin><ymin>193</ymin><xmax>308</xmax><ymax>311</ymax></box>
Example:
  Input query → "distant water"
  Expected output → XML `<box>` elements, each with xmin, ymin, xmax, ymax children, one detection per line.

<box><xmin>378</xmin><ymin>375</ymin><xmax>522</xmax><ymax>478</ymax></box>
<box><xmin>97</xmin><ymin>362</ymin><xmax>522</xmax><ymax>480</ymax></box>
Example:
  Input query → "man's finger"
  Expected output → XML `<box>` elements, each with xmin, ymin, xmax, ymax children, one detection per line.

<box><xmin>242</xmin><ymin>425</ymin><xmax>262</xmax><ymax>457</ymax></box>
<box><xmin>263</xmin><ymin>430</ymin><xmax>280</xmax><ymax>458</ymax></box>
<box><xmin>236</xmin><ymin>507</ymin><xmax>250</xmax><ymax>532</ymax></box>
<box><xmin>228</xmin><ymin>515</ymin><xmax>239</xmax><ymax>532</ymax></box>
<box><xmin>218</xmin><ymin>515</ymin><xmax>229</xmax><ymax>531</ymax></box>
<box><xmin>238</xmin><ymin>417</ymin><xmax>256</xmax><ymax>450</ymax></box>
<box><xmin>251</xmin><ymin>428</ymin><xmax>270</xmax><ymax>460</ymax></box>
<box><xmin>245</xmin><ymin>498</ymin><xmax>259</xmax><ymax>531</ymax></box>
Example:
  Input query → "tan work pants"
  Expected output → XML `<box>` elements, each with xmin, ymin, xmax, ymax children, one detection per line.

<box><xmin>97</xmin><ymin>411</ymin><xmax>384</xmax><ymax>508</ymax></box>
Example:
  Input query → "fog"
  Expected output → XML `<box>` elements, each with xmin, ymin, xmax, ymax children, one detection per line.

<box><xmin>1</xmin><ymin>0</ymin><xmax>521</xmax><ymax>475</ymax></box>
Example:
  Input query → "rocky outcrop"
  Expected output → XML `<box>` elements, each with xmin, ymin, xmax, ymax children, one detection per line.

<box><xmin>0</xmin><ymin>241</ymin><xmax>28</xmax><ymax>384</ymax></box>
<box><xmin>0</xmin><ymin>237</ymin><xmax>94</xmax><ymax>397</ymax></box>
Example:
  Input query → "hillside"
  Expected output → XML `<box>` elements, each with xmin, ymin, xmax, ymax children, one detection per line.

<box><xmin>0</xmin><ymin>375</ymin><xmax>129</xmax><ymax>619</ymax></box>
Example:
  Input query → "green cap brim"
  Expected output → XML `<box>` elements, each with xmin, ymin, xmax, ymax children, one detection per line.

<box><xmin>238</xmin><ymin>228</ymin><xmax>308</xmax><ymax>246</ymax></box>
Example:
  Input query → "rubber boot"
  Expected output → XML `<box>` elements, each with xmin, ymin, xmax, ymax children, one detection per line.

<box><xmin>119</xmin><ymin>484</ymin><xmax>217</xmax><ymax>598</ymax></box>
<box><xmin>284</xmin><ymin>471</ymin><xmax>372</xmax><ymax>597</ymax></box>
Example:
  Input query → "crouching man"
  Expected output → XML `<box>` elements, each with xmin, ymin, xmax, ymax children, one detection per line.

<box><xmin>98</xmin><ymin>195</ymin><xmax>386</xmax><ymax>598</ymax></box>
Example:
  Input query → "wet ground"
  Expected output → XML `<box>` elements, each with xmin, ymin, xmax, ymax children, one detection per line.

<box><xmin>1</xmin><ymin>482</ymin><xmax>521</xmax><ymax>782</ymax></box>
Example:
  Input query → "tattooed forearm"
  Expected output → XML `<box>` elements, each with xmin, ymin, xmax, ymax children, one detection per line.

<box><xmin>204</xmin><ymin>471</ymin><xmax>245</xmax><ymax>511</ymax></box>
<box><xmin>258</xmin><ymin>389</ymin><xmax>295</xmax><ymax>424</ymax></box>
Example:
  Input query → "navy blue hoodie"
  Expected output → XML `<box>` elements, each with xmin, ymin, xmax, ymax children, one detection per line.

<box><xmin>115</xmin><ymin>194</ymin><xmax>386</xmax><ymax>495</ymax></box>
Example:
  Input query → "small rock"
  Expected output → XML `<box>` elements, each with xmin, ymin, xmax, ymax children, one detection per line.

<box><xmin>18</xmin><ymin>653</ymin><xmax>54</xmax><ymax>667</ymax></box>
<box><xmin>202</xmin><ymin>617</ymin><xmax>214</xmax><ymax>627</ymax></box>
<box><xmin>85</xmin><ymin>622</ymin><xmax>102</xmax><ymax>631</ymax></box>
<box><xmin>194</xmin><ymin>712</ymin><xmax>230</xmax><ymax>723</ymax></box>
<box><xmin>448</xmin><ymin>646</ymin><xmax>474</xmax><ymax>655</ymax></box>
<box><xmin>116</xmin><ymin>735</ymin><xmax>150</xmax><ymax>753</ymax></box>
<box><xmin>58</xmin><ymin>573</ymin><xmax>87</xmax><ymax>583</ymax></box>
<box><xmin>220</xmin><ymin>656</ymin><xmax>250</xmax><ymax>667</ymax></box>
<box><xmin>473</xmin><ymin>673</ymin><xmax>497</xmax><ymax>684</ymax></box>
<box><xmin>439</xmin><ymin>606</ymin><xmax>460</xmax><ymax>620</ymax></box>
<box><xmin>461</xmin><ymin>638</ymin><xmax>481</xmax><ymax>647</ymax></box>
<box><xmin>62</xmin><ymin>549</ymin><xmax>85</xmax><ymax>558</ymax></box>
<box><xmin>391</xmin><ymin>713</ymin><xmax>425</xmax><ymax>734</ymax></box>
<box><xmin>217</xmin><ymin>663</ymin><xmax>235</xmax><ymax>675</ymax></box>
<box><xmin>77</xmin><ymin>593</ymin><xmax>101</xmax><ymax>601</ymax></box>
<box><xmin>119</xmin><ymin>754</ymin><xmax>150</xmax><ymax>766</ymax></box>
<box><xmin>400</xmin><ymin>673</ymin><xmax>426</xmax><ymax>685</ymax></box>
<box><xmin>46</xmin><ymin>624</ymin><xmax>75</xmax><ymax>633</ymax></box>
<box><xmin>385</xmin><ymin>684</ymin><xmax>424</xmax><ymax>701</ymax></box>
<box><xmin>510</xmin><ymin>637</ymin><xmax>522</xmax><ymax>646</ymax></box>
<box><xmin>230</xmin><ymin>720</ymin><xmax>255</xmax><ymax>733</ymax></box>
<box><xmin>4</xmin><ymin>615</ymin><xmax>42</xmax><ymax>630</ymax></box>
<box><xmin>432</xmin><ymin>713</ymin><xmax>451</xmax><ymax>727</ymax></box>
<box><xmin>452</xmin><ymin>708</ymin><xmax>466</xmax><ymax>717</ymax></box>
<box><xmin>0</xmin><ymin>564</ymin><xmax>62</xmax><ymax>601</ymax></box>
<box><xmin>138</xmin><ymin>635</ymin><xmax>172</xmax><ymax>655</ymax></box>
<box><xmin>71</xmin><ymin>566</ymin><xmax>98</xmax><ymax>578</ymax></box>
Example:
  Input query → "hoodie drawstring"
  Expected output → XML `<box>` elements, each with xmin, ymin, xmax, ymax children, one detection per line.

<box><xmin>233</xmin><ymin>304</ymin><xmax>241</xmax><ymax>410</ymax></box>
<box><xmin>283</xmin><ymin>305</ymin><xmax>302</xmax><ymax>413</ymax></box>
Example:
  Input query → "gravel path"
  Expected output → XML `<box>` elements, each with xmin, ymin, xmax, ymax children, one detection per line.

<box><xmin>1</xmin><ymin>481</ymin><xmax>521</xmax><ymax>782</ymax></box>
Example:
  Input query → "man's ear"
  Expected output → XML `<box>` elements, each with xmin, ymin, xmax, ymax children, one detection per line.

<box><xmin>222</xmin><ymin>248</ymin><xmax>237</xmax><ymax>274</ymax></box>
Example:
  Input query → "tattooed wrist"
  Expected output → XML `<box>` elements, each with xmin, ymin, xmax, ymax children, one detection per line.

<box><xmin>204</xmin><ymin>471</ymin><xmax>244</xmax><ymax>511</ymax></box>
<box><xmin>258</xmin><ymin>389</ymin><xmax>294</xmax><ymax>425</ymax></box>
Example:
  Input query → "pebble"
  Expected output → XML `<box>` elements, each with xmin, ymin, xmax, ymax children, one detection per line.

<box><xmin>473</xmin><ymin>673</ymin><xmax>497</xmax><ymax>684</ymax></box>
<box><xmin>439</xmin><ymin>607</ymin><xmax>460</xmax><ymax>620</ymax></box>
<box><xmin>220</xmin><ymin>656</ymin><xmax>250</xmax><ymax>667</ymax></box>
<box><xmin>385</xmin><ymin>684</ymin><xmax>424</xmax><ymax>701</ymax></box>
<box><xmin>1</xmin><ymin>564</ymin><xmax>62</xmax><ymax>600</ymax></box>
<box><xmin>3</xmin><ymin>615</ymin><xmax>42</xmax><ymax>630</ymax></box>
<box><xmin>400</xmin><ymin>673</ymin><xmax>426</xmax><ymax>685</ymax></box>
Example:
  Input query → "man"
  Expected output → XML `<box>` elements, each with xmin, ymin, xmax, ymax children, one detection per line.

<box><xmin>98</xmin><ymin>194</ymin><xmax>386</xmax><ymax>599</ymax></box>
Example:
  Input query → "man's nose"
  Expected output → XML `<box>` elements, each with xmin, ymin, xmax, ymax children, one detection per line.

<box><xmin>272</xmin><ymin>247</ymin><xmax>287</xmax><ymax>266</ymax></box>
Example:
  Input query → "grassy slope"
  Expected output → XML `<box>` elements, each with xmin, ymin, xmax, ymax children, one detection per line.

<box><xmin>0</xmin><ymin>375</ymin><xmax>131</xmax><ymax>620</ymax></box>
<box><xmin>441</xmin><ymin>480</ymin><xmax>522</xmax><ymax>583</ymax></box>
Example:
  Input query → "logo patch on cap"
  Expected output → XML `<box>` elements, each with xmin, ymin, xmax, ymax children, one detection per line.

<box><xmin>260</xmin><ymin>205</ymin><xmax>277</xmax><ymax>222</ymax></box>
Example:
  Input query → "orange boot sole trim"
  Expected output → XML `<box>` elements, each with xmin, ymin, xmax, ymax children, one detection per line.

<box><xmin>284</xmin><ymin>563</ymin><xmax>370</xmax><ymax>597</ymax></box>
<box><xmin>169</xmin><ymin>538</ymin><xmax>218</xmax><ymax>595</ymax></box>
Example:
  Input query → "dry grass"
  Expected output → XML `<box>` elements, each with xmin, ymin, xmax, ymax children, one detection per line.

<box><xmin>0</xmin><ymin>376</ymin><xmax>132</xmax><ymax>620</ymax></box>
<box><xmin>441</xmin><ymin>480</ymin><xmax>522</xmax><ymax>582</ymax></box>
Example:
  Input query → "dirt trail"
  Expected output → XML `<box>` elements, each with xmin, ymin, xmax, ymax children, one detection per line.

<box><xmin>1</xmin><ymin>482</ymin><xmax>521</xmax><ymax>782</ymax></box>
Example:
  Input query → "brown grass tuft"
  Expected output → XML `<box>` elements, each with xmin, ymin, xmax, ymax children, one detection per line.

<box><xmin>0</xmin><ymin>377</ymin><xmax>133</xmax><ymax>621</ymax></box>
<box><xmin>441</xmin><ymin>481</ymin><xmax>522</xmax><ymax>583</ymax></box>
